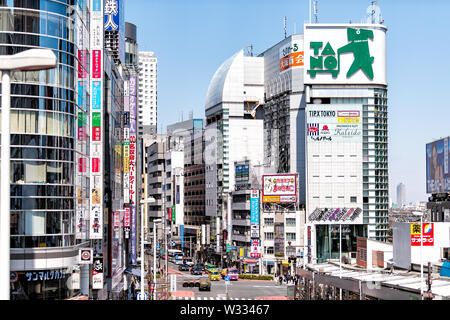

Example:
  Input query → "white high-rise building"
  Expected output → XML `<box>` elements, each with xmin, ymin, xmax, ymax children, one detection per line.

<box><xmin>397</xmin><ymin>183</ymin><xmax>406</xmax><ymax>207</ymax></box>
<box><xmin>138</xmin><ymin>51</ymin><xmax>158</xmax><ymax>138</ymax></box>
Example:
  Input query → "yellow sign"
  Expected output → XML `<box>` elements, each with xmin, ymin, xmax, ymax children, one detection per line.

<box><xmin>123</xmin><ymin>157</ymin><xmax>130</xmax><ymax>173</ymax></box>
<box><xmin>240</xmin><ymin>248</ymin><xmax>244</xmax><ymax>258</ymax></box>
<box><xmin>337</xmin><ymin>117</ymin><xmax>360</xmax><ymax>123</ymax></box>
<box><xmin>282</xmin><ymin>260</ymin><xmax>290</xmax><ymax>266</ymax></box>
<box><xmin>411</xmin><ymin>223</ymin><xmax>421</xmax><ymax>235</ymax></box>
<box><xmin>263</xmin><ymin>196</ymin><xmax>280</xmax><ymax>203</ymax></box>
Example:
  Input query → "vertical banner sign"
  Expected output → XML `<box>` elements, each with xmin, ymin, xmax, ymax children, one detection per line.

<box><xmin>123</xmin><ymin>207</ymin><xmax>131</xmax><ymax>238</ymax></box>
<box><xmin>201</xmin><ymin>224</ymin><xmax>206</xmax><ymax>245</ymax></box>
<box><xmin>274</xmin><ymin>222</ymin><xmax>285</xmax><ymax>258</ymax></box>
<box><xmin>131</xmin><ymin>207</ymin><xmax>136</xmax><ymax>264</ymax></box>
<box><xmin>180</xmin><ymin>225</ymin><xmax>184</xmax><ymax>248</ymax></box>
<box><xmin>172</xmin><ymin>206</ymin><xmax>176</xmax><ymax>223</ymax></box>
<box><xmin>168</xmin><ymin>207</ymin><xmax>172</xmax><ymax>222</ymax></box>
<box><xmin>90</xmin><ymin>0</ymin><xmax>104</xmax><ymax>240</ymax></box>
<box><xmin>123</xmin><ymin>79</ymin><xmax>130</xmax><ymax>204</ymax></box>
<box><xmin>250</xmin><ymin>190</ymin><xmax>260</xmax><ymax>239</ymax></box>
<box><xmin>92</xmin><ymin>257</ymin><xmax>104</xmax><ymax>290</ymax></box>
<box><xmin>129</xmin><ymin>75</ymin><xmax>137</xmax><ymax>265</ymax></box>
<box><xmin>307</xmin><ymin>226</ymin><xmax>311</xmax><ymax>263</ymax></box>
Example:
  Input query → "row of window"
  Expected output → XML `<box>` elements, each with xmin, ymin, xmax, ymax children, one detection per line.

<box><xmin>10</xmin><ymin>235</ymin><xmax>75</xmax><ymax>248</ymax></box>
<box><xmin>264</xmin><ymin>233</ymin><xmax>297</xmax><ymax>241</ymax></box>
<box><xmin>11</xmin><ymin>160</ymin><xmax>73</xmax><ymax>184</ymax></box>
<box><xmin>11</xmin><ymin>198</ymin><xmax>74</xmax><ymax>210</ymax></box>
<box><xmin>11</xmin><ymin>184</ymin><xmax>73</xmax><ymax>197</ymax></box>
<box><xmin>11</xmin><ymin>146</ymin><xmax>74</xmax><ymax>161</ymax></box>
<box><xmin>1</xmin><ymin>109</ymin><xmax>74</xmax><ymax>137</ymax></box>
<box><xmin>10</xmin><ymin>211</ymin><xmax>73</xmax><ymax>236</ymax></box>
<box><xmin>10</xmin><ymin>134</ymin><xmax>74</xmax><ymax>148</ymax></box>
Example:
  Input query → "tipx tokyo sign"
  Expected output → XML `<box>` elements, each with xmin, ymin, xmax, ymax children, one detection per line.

<box><xmin>304</xmin><ymin>24</ymin><xmax>387</xmax><ymax>85</ymax></box>
<box><xmin>262</xmin><ymin>174</ymin><xmax>297</xmax><ymax>203</ymax></box>
<box><xmin>411</xmin><ymin>223</ymin><xmax>434</xmax><ymax>246</ymax></box>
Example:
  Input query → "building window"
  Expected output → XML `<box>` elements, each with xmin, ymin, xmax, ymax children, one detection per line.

<box><xmin>286</xmin><ymin>218</ymin><xmax>296</xmax><ymax>226</ymax></box>
<box><xmin>350</xmin><ymin>196</ymin><xmax>357</xmax><ymax>203</ymax></box>
<box><xmin>286</xmin><ymin>233</ymin><xmax>296</xmax><ymax>241</ymax></box>
<box><xmin>264</xmin><ymin>218</ymin><xmax>274</xmax><ymax>226</ymax></box>
<box><xmin>265</xmin><ymin>232</ymin><xmax>274</xmax><ymax>240</ymax></box>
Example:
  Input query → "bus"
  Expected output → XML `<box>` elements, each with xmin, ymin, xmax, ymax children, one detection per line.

<box><xmin>168</xmin><ymin>249</ymin><xmax>184</xmax><ymax>264</ymax></box>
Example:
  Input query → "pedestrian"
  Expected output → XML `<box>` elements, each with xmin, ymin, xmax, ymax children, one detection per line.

<box><xmin>278</xmin><ymin>275</ymin><xmax>283</xmax><ymax>285</ymax></box>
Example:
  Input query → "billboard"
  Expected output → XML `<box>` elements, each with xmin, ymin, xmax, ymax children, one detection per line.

<box><xmin>411</xmin><ymin>223</ymin><xmax>434</xmax><ymax>246</ymax></box>
<box><xmin>235</xmin><ymin>162</ymin><xmax>249</xmax><ymax>182</ymax></box>
<box><xmin>262</xmin><ymin>174</ymin><xmax>297</xmax><ymax>203</ymax></box>
<box><xmin>250</xmin><ymin>240</ymin><xmax>261</xmax><ymax>258</ymax></box>
<box><xmin>304</xmin><ymin>24</ymin><xmax>387</xmax><ymax>85</ymax></box>
<box><xmin>306</xmin><ymin>105</ymin><xmax>362</xmax><ymax>143</ymax></box>
<box><xmin>279</xmin><ymin>40</ymin><xmax>304</xmax><ymax>73</ymax></box>
<box><xmin>426</xmin><ymin>137</ymin><xmax>449</xmax><ymax>193</ymax></box>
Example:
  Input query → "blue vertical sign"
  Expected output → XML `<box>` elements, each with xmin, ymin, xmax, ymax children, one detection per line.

<box><xmin>131</xmin><ymin>206</ymin><xmax>136</xmax><ymax>264</ymax></box>
<box><xmin>180</xmin><ymin>225</ymin><xmax>184</xmax><ymax>248</ymax></box>
<box><xmin>250</xmin><ymin>191</ymin><xmax>260</xmax><ymax>224</ymax></box>
<box><xmin>92</xmin><ymin>81</ymin><xmax>101</xmax><ymax>110</ymax></box>
<box><xmin>104</xmin><ymin>0</ymin><xmax>120</xmax><ymax>31</ymax></box>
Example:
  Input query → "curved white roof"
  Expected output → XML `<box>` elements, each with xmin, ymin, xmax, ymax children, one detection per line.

<box><xmin>205</xmin><ymin>49</ymin><xmax>244</xmax><ymax>111</ymax></box>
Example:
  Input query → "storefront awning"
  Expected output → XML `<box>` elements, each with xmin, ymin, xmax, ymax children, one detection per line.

<box><xmin>243</xmin><ymin>258</ymin><xmax>259</xmax><ymax>264</ymax></box>
<box><xmin>125</xmin><ymin>267</ymin><xmax>146</xmax><ymax>278</ymax></box>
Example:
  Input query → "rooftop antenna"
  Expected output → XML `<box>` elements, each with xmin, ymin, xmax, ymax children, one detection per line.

<box><xmin>245</xmin><ymin>44</ymin><xmax>253</xmax><ymax>57</ymax></box>
<box><xmin>309</xmin><ymin>0</ymin><xmax>311</xmax><ymax>23</ymax></box>
<box><xmin>284</xmin><ymin>16</ymin><xmax>287</xmax><ymax>38</ymax></box>
<box><xmin>313</xmin><ymin>0</ymin><xmax>319</xmax><ymax>23</ymax></box>
<box><xmin>366</xmin><ymin>1</ymin><xmax>383</xmax><ymax>24</ymax></box>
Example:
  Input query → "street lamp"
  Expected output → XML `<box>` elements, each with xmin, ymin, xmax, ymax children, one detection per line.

<box><xmin>413</xmin><ymin>211</ymin><xmax>424</xmax><ymax>300</ymax></box>
<box><xmin>139</xmin><ymin>197</ymin><xmax>155</xmax><ymax>300</ymax></box>
<box><xmin>0</xmin><ymin>49</ymin><xmax>56</xmax><ymax>300</ymax></box>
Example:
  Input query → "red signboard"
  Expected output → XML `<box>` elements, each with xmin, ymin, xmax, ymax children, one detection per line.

<box><xmin>123</xmin><ymin>207</ymin><xmax>131</xmax><ymax>228</ymax></box>
<box><xmin>78</xmin><ymin>158</ymin><xmax>87</xmax><ymax>173</ymax></box>
<box><xmin>92</xmin><ymin>127</ymin><xmax>101</xmax><ymax>141</ymax></box>
<box><xmin>168</xmin><ymin>207</ymin><xmax>172</xmax><ymax>222</ymax></box>
<box><xmin>92</xmin><ymin>50</ymin><xmax>102</xmax><ymax>78</ymax></box>
<box><xmin>92</xmin><ymin>158</ymin><xmax>100</xmax><ymax>173</ymax></box>
<box><xmin>411</xmin><ymin>223</ymin><xmax>434</xmax><ymax>246</ymax></box>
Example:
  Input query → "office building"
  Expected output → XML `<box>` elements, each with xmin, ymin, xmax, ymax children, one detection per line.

<box><xmin>137</xmin><ymin>51</ymin><xmax>157</xmax><ymax>138</ymax></box>
<box><xmin>204</xmin><ymin>49</ymin><xmax>265</xmax><ymax>255</ymax></box>
<box><xmin>397</xmin><ymin>183</ymin><xmax>406</xmax><ymax>208</ymax></box>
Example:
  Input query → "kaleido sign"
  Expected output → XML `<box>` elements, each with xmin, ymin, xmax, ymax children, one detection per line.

<box><xmin>306</xmin><ymin>105</ymin><xmax>362</xmax><ymax>143</ymax></box>
<box><xmin>304</xmin><ymin>24</ymin><xmax>387</xmax><ymax>85</ymax></box>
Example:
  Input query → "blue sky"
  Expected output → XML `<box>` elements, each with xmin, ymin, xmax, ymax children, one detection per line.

<box><xmin>125</xmin><ymin>0</ymin><xmax>450</xmax><ymax>203</ymax></box>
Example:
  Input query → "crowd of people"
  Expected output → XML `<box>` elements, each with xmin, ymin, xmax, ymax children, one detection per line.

<box><xmin>275</xmin><ymin>272</ymin><xmax>302</xmax><ymax>286</ymax></box>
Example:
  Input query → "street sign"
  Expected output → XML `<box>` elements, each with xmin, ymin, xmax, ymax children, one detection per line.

<box><xmin>136</xmin><ymin>291</ymin><xmax>148</xmax><ymax>300</ymax></box>
<box><xmin>156</xmin><ymin>243</ymin><xmax>160</xmax><ymax>249</ymax></box>
<box><xmin>170</xmin><ymin>274</ymin><xmax>177</xmax><ymax>293</ymax></box>
<box><xmin>225</xmin><ymin>276</ymin><xmax>230</xmax><ymax>282</ymax></box>
<box><xmin>170</xmin><ymin>241</ymin><xmax>175</xmax><ymax>247</ymax></box>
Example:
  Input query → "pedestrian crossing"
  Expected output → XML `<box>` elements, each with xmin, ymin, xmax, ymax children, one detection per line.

<box><xmin>173</xmin><ymin>296</ymin><xmax>252</xmax><ymax>301</ymax></box>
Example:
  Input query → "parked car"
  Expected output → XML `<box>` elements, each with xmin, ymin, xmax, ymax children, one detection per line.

<box><xmin>205</xmin><ymin>264</ymin><xmax>216</xmax><ymax>272</ymax></box>
<box><xmin>208</xmin><ymin>268</ymin><xmax>220</xmax><ymax>281</ymax></box>
<box><xmin>196</xmin><ymin>263</ymin><xmax>205</xmax><ymax>271</ymax></box>
<box><xmin>199</xmin><ymin>277</ymin><xmax>211</xmax><ymax>291</ymax></box>
<box><xmin>191</xmin><ymin>267</ymin><xmax>203</xmax><ymax>275</ymax></box>
<box><xmin>178</xmin><ymin>264</ymin><xmax>189</xmax><ymax>271</ymax></box>
<box><xmin>183</xmin><ymin>257</ymin><xmax>194</xmax><ymax>267</ymax></box>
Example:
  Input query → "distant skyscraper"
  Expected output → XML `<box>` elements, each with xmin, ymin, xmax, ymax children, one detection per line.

<box><xmin>397</xmin><ymin>183</ymin><xmax>406</xmax><ymax>207</ymax></box>
<box><xmin>138</xmin><ymin>51</ymin><xmax>158</xmax><ymax>138</ymax></box>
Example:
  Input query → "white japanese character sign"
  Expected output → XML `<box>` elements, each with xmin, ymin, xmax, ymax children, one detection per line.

<box><xmin>104</xmin><ymin>0</ymin><xmax>119</xmax><ymax>31</ymax></box>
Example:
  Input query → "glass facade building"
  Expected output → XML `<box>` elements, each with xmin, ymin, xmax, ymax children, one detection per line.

<box><xmin>0</xmin><ymin>0</ymin><xmax>90</xmax><ymax>299</ymax></box>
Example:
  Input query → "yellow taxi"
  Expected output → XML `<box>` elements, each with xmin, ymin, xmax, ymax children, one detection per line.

<box><xmin>208</xmin><ymin>268</ymin><xmax>221</xmax><ymax>281</ymax></box>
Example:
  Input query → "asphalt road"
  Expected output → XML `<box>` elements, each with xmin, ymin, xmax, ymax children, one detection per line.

<box><xmin>167</xmin><ymin>261</ymin><xmax>288</xmax><ymax>300</ymax></box>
